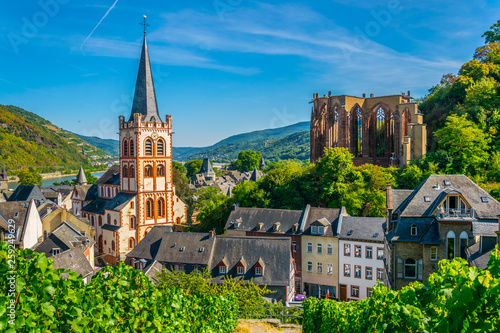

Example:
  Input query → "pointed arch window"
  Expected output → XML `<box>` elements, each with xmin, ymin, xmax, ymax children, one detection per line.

<box><xmin>145</xmin><ymin>138</ymin><xmax>153</xmax><ymax>156</ymax></box>
<box><xmin>111</xmin><ymin>240</ymin><xmax>115</xmax><ymax>251</ymax></box>
<box><xmin>157</xmin><ymin>139</ymin><xmax>165</xmax><ymax>156</ymax></box>
<box><xmin>129</xmin><ymin>237</ymin><xmax>136</xmax><ymax>249</ymax></box>
<box><xmin>123</xmin><ymin>165</ymin><xmax>128</xmax><ymax>178</ymax></box>
<box><xmin>130</xmin><ymin>140</ymin><xmax>134</xmax><ymax>156</ymax></box>
<box><xmin>349</xmin><ymin>106</ymin><xmax>363</xmax><ymax>157</ymax></box>
<box><xmin>157</xmin><ymin>165</ymin><xmax>165</xmax><ymax>176</ymax></box>
<box><xmin>129</xmin><ymin>166</ymin><xmax>135</xmax><ymax>178</ymax></box>
<box><xmin>123</xmin><ymin>139</ymin><xmax>128</xmax><ymax>156</ymax></box>
<box><xmin>333</xmin><ymin>108</ymin><xmax>339</xmax><ymax>147</ymax></box>
<box><xmin>146</xmin><ymin>199</ymin><xmax>153</xmax><ymax>218</ymax></box>
<box><xmin>98</xmin><ymin>235</ymin><xmax>103</xmax><ymax>253</ymax></box>
<box><xmin>157</xmin><ymin>197</ymin><xmax>165</xmax><ymax>217</ymax></box>
<box><xmin>130</xmin><ymin>216</ymin><xmax>136</xmax><ymax>229</ymax></box>
<box><xmin>460</xmin><ymin>231</ymin><xmax>468</xmax><ymax>259</ymax></box>
<box><xmin>107</xmin><ymin>215</ymin><xmax>111</xmax><ymax>225</ymax></box>
<box><xmin>447</xmin><ymin>231</ymin><xmax>456</xmax><ymax>260</ymax></box>
<box><xmin>98</xmin><ymin>216</ymin><xmax>102</xmax><ymax>227</ymax></box>
<box><xmin>144</xmin><ymin>165</ymin><xmax>153</xmax><ymax>177</ymax></box>
<box><xmin>375</xmin><ymin>107</ymin><xmax>386</xmax><ymax>157</ymax></box>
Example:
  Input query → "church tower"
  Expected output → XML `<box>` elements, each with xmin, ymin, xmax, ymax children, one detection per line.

<box><xmin>118</xmin><ymin>27</ymin><xmax>176</xmax><ymax>243</ymax></box>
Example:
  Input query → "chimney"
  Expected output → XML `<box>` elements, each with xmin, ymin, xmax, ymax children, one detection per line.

<box><xmin>328</xmin><ymin>91</ymin><xmax>331</xmax><ymax>96</ymax></box>
<box><xmin>408</xmin><ymin>90</ymin><xmax>411</xmax><ymax>97</ymax></box>
<box><xmin>370</xmin><ymin>93</ymin><xmax>374</xmax><ymax>98</ymax></box>
<box><xmin>362</xmin><ymin>93</ymin><xmax>366</xmax><ymax>98</ymax></box>
<box><xmin>209</xmin><ymin>229</ymin><xmax>216</xmax><ymax>239</ymax></box>
<box><xmin>402</xmin><ymin>92</ymin><xmax>405</xmax><ymax>96</ymax></box>
<box><xmin>386</xmin><ymin>185</ymin><xmax>393</xmax><ymax>231</ymax></box>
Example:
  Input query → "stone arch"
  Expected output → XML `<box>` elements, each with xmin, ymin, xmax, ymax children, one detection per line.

<box><xmin>369</xmin><ymin>103</ymin><xmax>393</xmax><ymax>159</ymax></box>
<box><xmin>348</xmin><ymin>104</ymin><xmax>363</xmax><ymax>157</ymax></box>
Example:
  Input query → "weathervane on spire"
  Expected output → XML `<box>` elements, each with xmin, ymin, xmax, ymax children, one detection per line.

<box><xmin>140</xmin><ymin>15</ymin><xmax>149</xmax><ymax>34</ymax></box>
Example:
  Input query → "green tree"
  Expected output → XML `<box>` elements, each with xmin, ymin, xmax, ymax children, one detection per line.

<box><xmin>172</xmin><ymin>161</ymin><xmax>187</xmax><ymax>175</ymax></box>
<box><xmin>482</xmin><ymin>19</ymin><xmax>500</xmax><ymax>44</ymax></box>
<box><xmin>84</xmin><ymin>170</ymin><xmax>98</xmax><ymax>184</ymax></box>
<box><xmin>230</xmin><ymin>150</ymin><xmax>262</xmax><ymax>172</ymax></box>
<box><xmin>232</xmin><ymin>181</ymin><xmax>269</xmax><ymax>208</ymax></box>
<box><xmin>184</xmin><ymin>159</ymin><xmax>203</xmax><ymax>179</ymax></box>
<box><xmin>434</xmin><ymin>114</ymin><xmax>490</xmax><ymax>175</ymax></box>
<box><xmin>17</xmin><ymin>169</ymin><xmax>42</xmax><ymax>185</ymax></box>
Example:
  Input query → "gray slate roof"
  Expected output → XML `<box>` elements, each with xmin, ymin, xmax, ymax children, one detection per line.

<box><xmin>302</xmin><ymin>207</ymin><xmax>341</xmax><ymax>237</ymax></box>
<box><xmin>41</xmin><ymin>185</ymin><xmax>74</xmax><ymax>198</ymax></box>
<box><xmin>466</xmin><ymin>242</ymin><xmax>492</xmax><ymax>270</ymax></box>
<box><xmin>82</xmin><ymin>192</ymin><xmax>136</xmax><ymax>215</ymax></box>
<box><xmin>387</xmin><ymin>217</ymin><xmax>440</xmax><ymax>244</ymax></box>
<box><xmin>101</xmin><ymin>224</ymin><xmax>121</xmax><ymax>232</ymax></box>
<box><xmin>76</xmin><ymin>166</ymin><xmax>87</xmax><ymax>185</ymax></box>
<box><xmin>394</xmin><ymin>175</ymin><xmax>500</xmax><ymax>218</ymax></box>
<box><xmin>0</xmin><ymin>201</ymin><xmax>30</xmax><ymax>244</ymax></box>
<box><xmin>210</xmin><ymin>236</ymin><xmax>291</xmax><ymax>287</ymax></box>
<box><xmin>472</xmin><ymin>221</ymin><xmax>499</xmax><ymax>237</ymax></box>
<box><xmin>127</xmin><ymin>226</ymin><xmax>216</xmax><ymax>265</ymax></box>
<box><xmin>225</xmin><ymin>207</ymin><xmax>304</xmax><ymax>234</ymax></box>
<box><xmin>97</xmin><ymin>165</ymin><xmax>120</xmax><ymax>185</ymax></box>
<box><xmin>7</xmin><ymin>185</ymin><xmax>46</xmax><ymax>204</ymax></box>
<box><xmin>338</xmin><ymin>216</ymin><xmax>385</xmax><ymax>242</ymax></box>
<box><xmin>35</xmin><ymin>221</ymin><xmax>93</xmax><ymax>257</ymax></box>
<box><xmin>144</xmin><ymin>260</ymin><xmax>165</xmax><ymax>283</ymax></box>
<box><xmin>129</xmin><ymin>35</ymin><xmax>161</xmax><ymax>122</ymax></box>
<box><xmin>51</xmin><ymin>246</ymin><xmax>94</xmax><ymax>278</ymax></box>
<box><xmin>199</xmin><ymin>158</ymin><xmax>215</xmax><ymax>177</ymax></box>
<box><xmin>73</xmin><ymin>185</ymin><xmax>98</xmax><ymax>201</ymax></box>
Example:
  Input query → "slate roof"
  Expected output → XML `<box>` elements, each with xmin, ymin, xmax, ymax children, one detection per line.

<box><xmin>74</xmin><ymin>185</ymin><xmax>98</xmax><ymax>201</ymax></box>
<box><xmin>126</xmin><ymin>226</ymin><xmax>216</xmax><ymax>265</ymax></box>
<box><xmin>51</xmin><ymin>246</ymin><xmax>94</xmax><ymax>278</ymax></box>
<box><xmin>394</xmin><ymin>175</ymin><xmax>500</xmax><ymax>219</ymax></box>
<box><xmin>35</xmin><ymin>221</ymin><xmax>93</xmax><ymax>257</ymax></box>
<box><xmin>7</xmin><ymin>185</ymin><xmax>46</xmax><ymax>203</ymax></box>
<box><xmin>301</xmin><ymin>207</ymin><xmax>341</xmax><ymax>237</ymax></box>
<box><xmin>0</xmin><ymin>201</ymin><xmax>30</xmax><ymax>244</ymax></box>
<box><xmin>199</xmin><ymin>158</ymin><xmax>215</xmax><ymax>176</ymax></box>
<box><xmin>76</xmin><ymin>166</ymin><xmax>87</xmax><ymax>185</ymax></box>
<box><xmin>82</xmin><ymin>192</ymin><xmax>136</xmax><ymax>215</ymax></box>
<box><xmin>250</xmin><ymin>168</ymin><xmax>264</xmax><ymax>181</ymax></box>
<box><xmin>466</xmin><ymin>242</ymin><xmax>492</xmax><ymax>270</ymax></box>
<box><xmin>129</xmin><ymin>34</ymin><xmax>161</xmax><ymax>122</ymax></box>
<box><xmin>144</xmin><ymin>260</ymin><xmax>165</xmax><ymax>283</ymax></box>
<box><xmin>392</xmin><ymin>190</ymin><xmax>413</xmax><ymax>211</ymax></box>
<box><xmin>225</xmin><ymin>207</ymin><xmax>304</xmax><ymax>234</ymax></box>
<box><xmin>472</xmin><ymin>221</ymin><xmax>499</xmax><ymax>237</ymax></box>
<box><xmin>42</xmin><ymin>185</ymin><xmax>74</xmax><ymax>198</ymax></box>
<box><xmin>101</xmin><ymin>224</ymin><xmax>121</xmax><ymax>232</ymax></box>
<box><xmin>210</xmin><ymin>236</ymin><xmax>291</xmax><ymax>287</ymax></box>
<box><xmin>386</xmin><ymin>217</ymin><xmax>440</xmax><ymax>244</ymax></box>
<box><xmin>97</xmin><ymin>165</ymin><xmax>120</xmax><ymax>185</ymax></box>
<box><xmin>338</xmin><ymin>216</ymin><xmax>385</xmax><ymax>242</ymax></box>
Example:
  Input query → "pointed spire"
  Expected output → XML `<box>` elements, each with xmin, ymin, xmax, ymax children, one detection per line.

<box><xmin>129</xmin><ymin>23</ymin><xmax>161</xmax><ymax>122</ymax></box>
<box><xmin>76</xmin><ymin>165</ymin><xmax>87</xmax><ymax>185</ymax></box>
<box><xmin>260</xmin><ymin>156</ymin><xmax>265</xmax><ymax>169</ymax></box>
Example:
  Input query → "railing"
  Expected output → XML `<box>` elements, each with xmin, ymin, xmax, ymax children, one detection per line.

<box><xmin>436</xmin><ymin>208</ymin><xmax>475</xmax><ymax>219</ymax></box>
<box><xmin>238</xmin><ymin>306</ymin><xmax>303</xmax><ymax>324</ymax></box>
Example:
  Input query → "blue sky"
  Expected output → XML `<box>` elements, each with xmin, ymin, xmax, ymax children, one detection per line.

<box><xmin>0</xmin><ymin>1</ymin><xmax>498</xmax><ymax>147</ymax></box>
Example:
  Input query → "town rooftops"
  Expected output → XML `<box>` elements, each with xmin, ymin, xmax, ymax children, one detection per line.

<box><xmin>35</xmin><ymin>221</ymin><xmax>93</xmax><ymax>257</ymax></box>
<box><xmin>7</xmin><ymin>185</ymin><xmax>46</xmax><ymax>204</ymax></box>
<box><xmin>394</xmin><ymin>175</ymin><xmax>500</xmax><ymax>219</ymax></box>
<box><xmin>73</xmin><ymin>184</ymin><xmax>98</xmax><ymax>201</ymax></box>
<box><xmin>82</xmin><ymin>192</ymin><xmax>136</xmax><ymax>215</ymax></box>
<box><xmin>97</xmin><ymin>165</ymin><xmax>120</xmax><ymax>185</ymax></box>
<box><xmin>126</xmin><ymin>226</ymin><xmax>216</xmax><ymax>265</ymax></box>
<box><xmin>302</xmin><ymin>207</ymin><xmax>341</xmax><ymax>237</ymax></box>
<box><xmin>0</xmin><ymin>201</ymin><xmax>32</xmax><ymax>245</ymax></box>
<box><xmin>225</xmin><ymin>207</ymin><xmax>303</xmax><ymax>234</ymax></box>
<box><xmin>338</xmin><ymin>216</ymin><xmax>385</xmax><ymax>242</ymax></box>
<box><xmin>387</xmin><ymin>217</ymin><xmax>440</xmax><ymax>245</ymax></box>
<box><xmin>51</xmin><ymin>246</ymin><xmax>94</xmax><ymax>279</ymax></box>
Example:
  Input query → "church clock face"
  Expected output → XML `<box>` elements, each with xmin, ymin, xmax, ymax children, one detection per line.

<box><xmin>151</xmin><ymin>132</ymin><xmax>159</xmax><ymax>140</ymax></box>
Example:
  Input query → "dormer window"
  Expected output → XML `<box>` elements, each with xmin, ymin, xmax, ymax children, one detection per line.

<box><xmin>410</xmin><ymin>225</ymin><xmax>417</xmax><ymax>236</ymax></box>
<box><xmin>318</xmin><ymin>226</ymin><xmax>324</xmax><ymax>235</ymax></box>
<box><xmin>198</xmin><ymin>247</ymin><xmax>205</xmax><ymax>252</ymax></box>
<box><xmin>179</xmin><ymin>246</ymin><xmax>185</xmax><ymax>252</ymax></box>
<box><xmin>311</xmin><ymin>226</ymin><xmax>317</xmax><ymax>234</ymax></box>
<box><xmin>255</xmin><ymin>266</ymin><xmax>263</xmax><ymax>276</ymax></box>
<box><xmin>481</xmin><ymin>197</ymin><xmax>489</xmax><ymax>203</ymax></box>
<box><xmin>257</xmin><ymin>223</ymin><xmax>264</xmax><ymax>231</ymax></box>
<box><xmin>237</xmin><ymin>266</ymin><xmax>244</xmax><ymax>275</ymax></box>
<box><xmin>423</xmin><ymin>196</ymin><xmax>431</xmax><ymax>202</ymax></box>
<box><xmin>292</xmin><ymin>223</ymin><xmax>298</xmax><ymax>232</ymax></box>
<box><xmin>444</xmin><ymin>180</ymin><xmax>451</xmax><ymax>186</ymax></box>
<box><xmin>52</xmin><ymin>248</ymin><xmax>60</xmax><ymax>256</ymax></box>
<box><xmin>219</xmin><ymin>265</ymin><xmax>226</xmax><ymax>274</ymax></box>
<box><xmin>255</xmin><ymin>258</ymin><xmax>265</xmax><ymax>276</ymax></box>
<box><xmin>273</xmin><ymin>222</ymin><xmax>281</xmax><ymax>232</ymax></box>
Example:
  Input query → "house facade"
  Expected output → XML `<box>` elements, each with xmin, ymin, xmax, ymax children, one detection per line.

<box><xmin>384</xmin><ymin>175</ymin><xmax>500</xmax><ymax>290</ymax></box>
<box><xmin>0</xmin><ymin>200</ymin><xmax>43</xmax><ymax>249</ymax></box>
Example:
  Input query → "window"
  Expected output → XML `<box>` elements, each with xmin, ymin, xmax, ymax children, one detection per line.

<box><xmin>144</xmin><ymin>165</ymin><xmax>153</xmax><ymax>177</ymax></box>
<box><xmin>157</xmin><ymin>139</ymin><xmax>164</xmax><ymax>155</ymax></box>
<box><xmin>129</xmin><ymin>237</ymin><xmax>135</xmax><ymax>249</ymax></box>
<box><xmin>404</xmin><ymin>259</ymin><xmax>416</xmax><ymax>278</ymax></box>
<box><xmin>447</xmin><ymin>231</ymin><xmax>455</xmax><ymax>260</ymax></box>
<box><xmin>123</xmin><ymin>139</ymin><xmax>128</xmax><ymax>156</ymax></box>
<box><xmin>145</xmin><ymin>138</ymin><xmax>153</xmax><ymax>156</ymax></box>
<box><xmin>307</xmin><ymin>242</ymin><xmax>313</xmax><ymax>253</ymax></box>
<box><xmin>327</xmin><ymin>244</ymin><xmax>333</xmax><ymax>255</ymax></box>
<box><xmin>157</xmin><ymin>198</ymin><xmax>165</xmax><ymax>217</ymax></box>
<box><xmin>255</xmin><ymin>266</ymin><xmax>263</xmax><ymax>275</ymax></box>
<box><xmin>424</xmin><ymin>196</ymin><xmax>431</xmax><ymax>202</ymax></box>
<box><xmin>130</xmin><ymin>216</ymin><xmax>136</xmax><ymax>229</ymax></box>
<box><xmin>129</xmin><ymin>166</ymin><xmax>135</xmax><ymax>178</ymax></box>
<box><xmin>113</xmin><ymin>219</ymin><xmax>117</xmax><ymax>226</ymax></box>
<box><xmin>52</xmin><ymin>248</ymin><xmax>60</xmax><ymax>256</ymax></box>
<box><xmin>317</xmin><ymin>243</ymin><xmax>323</xmax><ymax>254</ymax></box>
<box><xmin>292</xmin><ymin>242</ymin><xmax>297</xmax><ymax>253</ymax></box>
<box><xmin>366</xmin><ymin>267</ymin><xmax>373</xmax><ymax>280</ymax></box>
<box><xmin>355</xmin><ymin>245</ymin><xmax>362</xmax><ymax>258</ymax></box>
<box><xmin>367</xmin><ymin>288</ymin><xmax>372</xmax><ymax>297</ymax></box>
<box><xmin>327</xmin><ymin>263</ymin><xmax>333</xmax><ymax>275</ymax></box>
<box><xmin>130</xmin><ymin>201</ymin><xmax>134</xmax><ymax>209</ymax></box>
<box><xmin>354</xmin><ymin>265</ymin><xmax>361</xmax><ymax>278</ymax></box>
<box><xmin>192</xmin><ymin>265</ymin><xmax>200</xmax><ymax>271</ymax></box>
<box><xmin>123</xmin><ymin>165</ymin><xmax>128</xmax><ymax>177</ymax></box>
<box><xmin>146</xmin><ymin>199</ymin><xmax>153</xmax><ymax>218</ymax></box>
<box><xmin>107</xmin><ymin>215</ymin><xmax>111</xmax><ymax>224</ymax></box>
<box><xmin>98</xmin><ymin>216</ymin><xmax>102</xmax><ymax>227</ymax></box>
<box><xmin>344</xmin><ymin>244</ymin><xmax>351</xmax><ymax>256</ymax></box>
<box><xmin>157</xmin><ymin>165</ymin><xmax>165</xmax><ymax>176</ymax></box>
<box><xmin>307</xmin><ymin>261</ymin><xmax>313</xmax><ymax>273</ymax></box>
<box><xmin>377</xmin><ymin>268</ymin><xmax>384</xmax><ymax>280</ymax></box>
<box><xmin>318</xmin><ymin>226</ymin><xmax>324</xmax><ymax>234</ymax></box>
<box><xmin>351</xmin><ymin>286</ymin><xmax>359</xmax><ymax>298</ymax></box>
<box><xmin>317</xmin><ymin>262</ymin><xmax>323</xmax><ymax>274</ymax></box>
<box><xmin>366</xmin><ymin>246</ymin><xmax>373</xmax><ymax>259</ymax></box>
<box><xmin>179</xmin><ymin>265</ymin><xmax>186</xmax><ymax>273</ymax></box>
<box><xmin>344</xmin><ymin>264</ymin><xmax>350</xmax><ymax>277</ymax></box>
<box><xmin>237</xmin><ymin>266</ymin><xmax>244</xmax><ymax>275</ymax></box>
<box><xmin>460</xmin><ymin>231</ymin><xmax>468</xmax><ymax>259</ymax></box>
<box><xmin>410</xmin><ymin>224</ymin><xmax>417</xmax><ymax>236</ymax></box>
<box><xmin>430</xmin><ymin>246</ymin><xmax>437</xmax><ymax>260</ymax></box>
<box><xmin>311</xmin><ymin>226</ymin><xmax>317</xmax><ymax>234</ymax></box>
<box><xmin>111</xmin><ymin>241</ymin><xmax>115</xmax><ymax>251</ymax></box>
<box><xmin>130</xmin><ymin>140</ymin><xmax>134</xmax><ymax>156</ymax></box>
<box><xmin>481</xmin><ymin>197</ymin><xmax>489</xmax><ymax>203</ymax></box>
<box><xmin>219</xmin><ymin>265</ymin><xmax>226</xmax><ymax>274</ymax></box>
<box><xmin>377</xmin><ymin>247</ymin><xmax>384</xmax><ymax>260</ymax></box>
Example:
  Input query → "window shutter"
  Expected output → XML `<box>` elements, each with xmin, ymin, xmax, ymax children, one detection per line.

<box><xmin>417</xmin><ymin>259</ymin><xmax>423</xmax><ymax>281</ymax></box>
<box><xmin>396</xmin><ymin>257</ymin><xmax>403</xmax><ymax>278</ymax></box>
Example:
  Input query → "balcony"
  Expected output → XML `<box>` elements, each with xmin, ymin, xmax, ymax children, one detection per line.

<box><xmin>435</xmin><ymin>208</ymin><xmax>476</xmax><ymax>220</ymax></box>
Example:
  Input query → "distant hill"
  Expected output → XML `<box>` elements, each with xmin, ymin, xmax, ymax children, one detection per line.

<box><xmin>174</xmin><ymin>121</ymin><xmax>310</xmax><ymax>161</ymax></box>
<box><xmin>0</xmin><ymin>105</ymin><xmax>107</xmax><ymax>172</ymax></box>
<box><xmin>72</xmin><ymin>133</ymin><xmax>119</xmax><ymax>156</ymax></box>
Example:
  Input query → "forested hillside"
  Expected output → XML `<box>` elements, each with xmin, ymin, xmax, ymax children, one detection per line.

<box><xmin>0</xmin><ymin>105</ymin><xmax>105</xmax><ymax>173</ymax></box>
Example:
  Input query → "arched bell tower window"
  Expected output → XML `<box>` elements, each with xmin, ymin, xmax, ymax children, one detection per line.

<box><xmin>146</xmin><ymin>199</ymin><xmax>153</xmax><ymax>218</ymax></box>
<box><xmin>157</xmin><ymin>197</ymin><xmax>165</xmax><ymax>217</ymax></box>
<box><xmin>145</xmin><ymin>138</ymin><xmax>153</xmax><ymax>156</ymax></box>
<box><xmin>123</xmin><ymin>139</ymin><xmax>128</xmax><ymax>156</ymax></box>
<box><xmin>130</xmin><ymin>140</ymin><xmax>134</xmax><ymax>156</ymax></box>
<box><xmin>157</xmin><ymin>139</ymin><xmax>165</xmax><ymax>156</ymax></box>
<box><xmin>144</xmin><ymin>165</ymin><xmax>153</xmax><ymax>177</ymax></box>
<box><xmin>129</xmin><ymin>166</ymin><xmax>135</xmax><ymax>178</ymax></box>
<box><xmin>157</xmin><ymin>165</ymin><xmax>165</xmax><ymax>176</ymax></box>
<box><xmin>123</xmin><ymin>165</ymin><xmax>128</xmax><ymax>177</ymax></box>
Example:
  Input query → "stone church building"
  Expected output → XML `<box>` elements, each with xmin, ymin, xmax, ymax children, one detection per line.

<box><xmin>77</xmin><ymin>31</ymin><xmax>186</xmax><ymax>265</ymax></box>
<box><xmin>310</xmin><ymin>92</ymin><xmax>427</xmax><ymax>167</ymax></box>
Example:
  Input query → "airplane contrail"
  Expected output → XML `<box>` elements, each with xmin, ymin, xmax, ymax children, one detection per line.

<box><xmin>80</xmin><ymin>0</ymin><xmax>120</xmax><ymax>55</ymax></box>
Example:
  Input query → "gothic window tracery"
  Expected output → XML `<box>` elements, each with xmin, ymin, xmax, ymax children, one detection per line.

<box><xmin>145</xmin><ymin>138</ymin><xmax>153</xmax><ymax>156</ymax></box>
